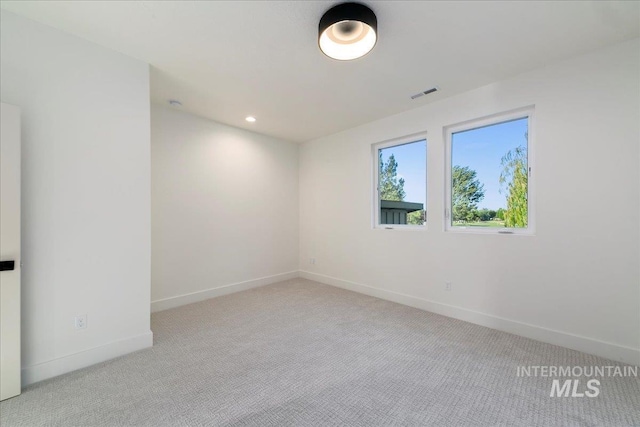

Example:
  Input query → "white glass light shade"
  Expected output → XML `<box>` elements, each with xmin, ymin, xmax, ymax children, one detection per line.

<box><xmin>319</xmin><ymin>19</ymin><xmax>377</xmax><ymax>60</ymax></box>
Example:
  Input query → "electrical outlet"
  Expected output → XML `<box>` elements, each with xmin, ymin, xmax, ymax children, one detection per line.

<box><xmin>75</xmin><ymin>314</ymin><xmax>87</xmax><ymax>329</ymax></box>
<box><xmin>309</xmin><ymin>258</ymin><xmax>316</xmax><ymax>265</ymax></box>
<box><xmin>445</xmin><ymin>282</ymin><xmax>452</xmax><ymax>291</ymax></box>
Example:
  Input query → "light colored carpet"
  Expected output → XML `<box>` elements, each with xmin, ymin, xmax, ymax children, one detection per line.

<box><xmin>1</xmin><ymin>278</ymin><xmax>639</xmax><ymax>426</ymax></box>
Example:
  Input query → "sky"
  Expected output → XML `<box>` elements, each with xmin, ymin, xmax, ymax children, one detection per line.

<box><xmin>452</xmin><ymin>117</ymin><xmax>528</xmax><ymax>209</ymax></box>
<box><xmin>380</xmin><ymin>139</ymin><xmax>426</xmax><ymax>205</ymax></box>
<box><xmin>379</xmin><ymin>117</ymin><xmax>527</xmax><ymax>210</ymax></box>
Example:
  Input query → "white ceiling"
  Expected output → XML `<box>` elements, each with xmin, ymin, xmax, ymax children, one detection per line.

<box><xmin>1</xmin><ymin>1</ymin><xmax>639</xmax><ymax>143</ymax></box>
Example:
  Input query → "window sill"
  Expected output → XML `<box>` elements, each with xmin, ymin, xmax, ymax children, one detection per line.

<box><xmin>373</xmin><ymin>225</ymin><xmax>428</xmax><ymax>231</ymax></box>
<box><xmin>446</xmin><ymin>227</ymin><xmax>535</xmax><ymax>236</ymax></box>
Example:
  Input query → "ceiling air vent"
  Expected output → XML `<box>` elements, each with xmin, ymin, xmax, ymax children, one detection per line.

<box><xmin>410</xmin><ymin>87</ymin><xmax>438</xmax><ymax>100</ymax></box>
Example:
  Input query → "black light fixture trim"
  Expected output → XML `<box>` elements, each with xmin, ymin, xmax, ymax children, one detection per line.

<box><xmin>318</xmin><ymin>2</ymin><xmax>378</xmax><ymax>60</ymax></box>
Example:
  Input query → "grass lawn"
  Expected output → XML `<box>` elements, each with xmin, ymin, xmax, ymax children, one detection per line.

<box><xmin>454</xmin><ymin>220</ymin><xmax>505</xmax><ymax>228</ymax></box>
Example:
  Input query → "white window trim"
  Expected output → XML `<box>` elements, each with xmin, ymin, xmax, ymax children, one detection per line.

<box><xmin>444</xmin><ymin>106</ymin><xmax>535</xmax><ymax>235</ymax></box>
<box><xmin>372</xmin><ymin>132</ymin><xmax>428</xmax><ymax>230</ymax></box>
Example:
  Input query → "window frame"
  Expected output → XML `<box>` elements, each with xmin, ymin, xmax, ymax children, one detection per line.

<box><xmin>444</xmin><ymin>106</ymin><xmax>535</xmax><ymax>235</ymax></box>
<box><xmin>372</xmin><ymin>132</ymin><xmax>428</xmax><ymax>230</ymax></box>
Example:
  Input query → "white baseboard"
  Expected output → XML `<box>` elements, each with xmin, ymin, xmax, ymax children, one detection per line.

<box><xmin>151</xmin><ymin>271</ymin><xmax>300</xmax><ymax>313</ymax></box>
<box><xmin>300</xmin><ymin>270</ymin><xmax>640</xmax><ymax>366</ymax></box>
<box><xmin>22</xmin><ymin>330</ymin><xmax>153</xmax><ymax>386</ymax></box>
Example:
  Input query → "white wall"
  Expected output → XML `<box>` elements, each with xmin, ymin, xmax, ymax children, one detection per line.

<box><xmin>1</xmin><ymin>11</ymin><xmax>152</xmax><ymax>384</ymax></box>
<box><xmin>299</xmin><ymin>39</ymin><xmax>640</xmax><ymax>365</ymax></box>
<box><xmin>151</xmin><ymin>105</ymin><xmax>299</xmax><ymax>311</ymax></box>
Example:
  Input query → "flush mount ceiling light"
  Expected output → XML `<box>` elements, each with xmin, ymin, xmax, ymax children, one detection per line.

<box><xmin>245</xmin><ymin>116</ymin><xmax>256</xmax><ymax>123</ymax></box>
<box><xmin>318</xmin><ymin>2</ymin><xmax>377</xmax><ymax>61</ymax></box>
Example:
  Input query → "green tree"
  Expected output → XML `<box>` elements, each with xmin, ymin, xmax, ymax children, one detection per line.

<box><xmin>477</xmin><ymin>208</ymin><xmax>495</xmax><ymax>222</ymax></box>
<box><xmin>499</xmin><ymin>144</ymin><xmax>528</xmax><ymax>227</ymax></box>
<box><xmin>496</xmin><ymin>208</ymin><xmax>505</xmax><ymax>220</ymax></box>
<box><xmin>452</xmin><ymin>165</ymin><xmax>485</xmax><ymax>222</ymax></box>
<box><xmin>379</xmin><ymin>152</ymin><xmax>406</xmax><ymax>201</ymax></box>
<box><xmin>407</xmin><ymin>210</ymin><xmax>425</xmax><ymax>225</ymax></box>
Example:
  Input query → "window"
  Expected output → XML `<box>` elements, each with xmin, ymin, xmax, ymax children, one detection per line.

<box><xmin>445</xmin><ymin>108</ymin><xmax>534</xmax><ymax>234</ymax></box>
<box><xmin>373</xmin><ymin>135</ymin><xmax>427</xmax><ymax>229</ymax></box>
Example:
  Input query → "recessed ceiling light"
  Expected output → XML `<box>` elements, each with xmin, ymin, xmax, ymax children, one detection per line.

<box><xmin>319</xmin><ymin>3</ymin><xmax>377</xmax><ymax>61</ymax></box>
<box><xmin>245</xmin><ymin>116</ymin><xmax>256</xmax><ymax>123</ymax></box>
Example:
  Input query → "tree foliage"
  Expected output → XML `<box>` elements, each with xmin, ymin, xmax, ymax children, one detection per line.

<box><xmin>379</xmin><ymin>152</ymin><xmax>406</xmax><ymax>201</ymax></box>
<box><xmin>407</xmin><ymin>210</ymin><xmax>425</xmax><ymax>225</ymax></box>
<box><xmin>452</xmin><ymin>165</ymin><xmax>485</xmax><ymax>222</ymax></box>
<box><xmin>476</xmin><ymin>209</ymin><xmax>497</xmax><ymax>222</ymax></box>
<box><xmin>500</xmin><ymin>144</ymin><xmax>528</xmax><ymax>227</ymax></box>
